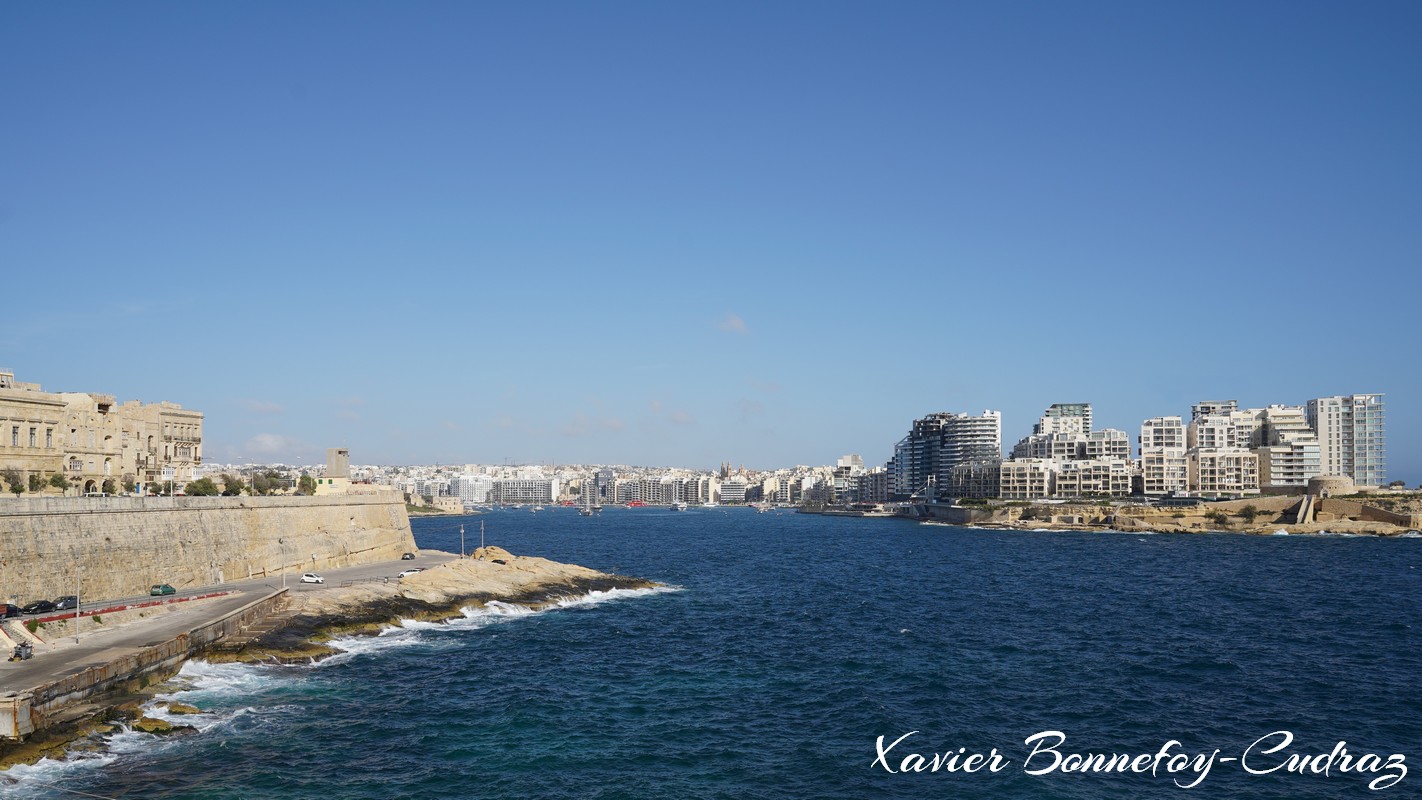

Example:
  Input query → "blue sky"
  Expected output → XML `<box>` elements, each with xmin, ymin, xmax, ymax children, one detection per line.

<box><xmin>3</xmin><ymin>1</ymin><xmax>1420</xmax><ymax>480</ymax></box>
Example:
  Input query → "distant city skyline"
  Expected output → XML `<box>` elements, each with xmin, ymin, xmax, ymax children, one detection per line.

<box><xmin>3</xmin><ymin>3</ymin><xmax>1419</xmax><ymax>480</ymax></box>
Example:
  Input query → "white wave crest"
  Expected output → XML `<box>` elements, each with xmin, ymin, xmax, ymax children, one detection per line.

<box><xmin>318</xmin><ymin>585</ymin><xmax>678</xmax><ymax>663</ymax></box>
<box><xmin>0</xmin><ymin>751</ymin><xmax>117</xmax><ymax>797</ymax></box>
<box><xmin>156</xmin><ymin>659</ymin><xmax>275</xmax><ymax>702</ymax></box>
<box><xmin>551</xmin><ymin>585</ymin><xmax>681</xmax><ymax>609</ymax></box>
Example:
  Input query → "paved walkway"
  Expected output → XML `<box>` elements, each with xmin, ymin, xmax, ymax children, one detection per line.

<box><xmin>0</xmin><ymin>551</ymin><xmax>454</xmax><ymax>694</ymax></box>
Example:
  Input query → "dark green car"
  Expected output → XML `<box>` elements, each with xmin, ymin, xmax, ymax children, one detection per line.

<box><xmin>150</xmin><ymin>584</ymin><xmax>176</xmax><ymax>596</ymax></box>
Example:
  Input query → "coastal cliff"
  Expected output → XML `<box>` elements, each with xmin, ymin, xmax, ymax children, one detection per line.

<box><xmin>217</xmin><ymin>546</ymin><xmax>659</xmax><ymax>663</ymax></box>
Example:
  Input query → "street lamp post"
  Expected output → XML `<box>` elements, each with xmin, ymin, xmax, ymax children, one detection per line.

<box><xmin>279</xmin><ymin>537</ymin><xmax>286</xmax><ymax>589</ymax></box>
<box><xmin>74</xmin><ymin>561</ymin><xmax>81</xmax><ymax>644</ymax></box>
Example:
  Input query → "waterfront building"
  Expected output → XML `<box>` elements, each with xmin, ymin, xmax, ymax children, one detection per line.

<box><xmin>1251</xmin><ymin>406</ymin><xmax>1321</xmax><ymax>490</ymax></box>
<box><xmin>832</xmin><ymin>454</ymin><xmax>865</xmax><ymax>503</ymax></box>
<box><xmin>493</xmin><ymin>478</ymin><xmax>559</xmax><ymax>504</ymax></box>
<box><xmin>946</xmin><ymin>459</ymin><xmax>1001</xmax><ymax>500</ymax></box>
<box><xmin>718</xmin><ymin>477</ymin><xmax>748</xmax><ymax>504</ymax></box>
<box><xmin>1138</xmin><ymin>416</ymin><xmax>1187</xmax><ymax>496</ymax></box>
<box><xmin>891</xmin><ymin>410</ymin><xmax>1001</xmax><ymax>500</ymax></box>
<box><xmin>450</xmin><ymin>474</ymin><xmax>495</xmax><ymax>505</ymax></box>
<box><xmin>940</xmin><ymin>410</ymin><xmax>1001</xmax><ymax>484</ymax></box>
<box><xmin>1052</xmin><ymin>459</ymin><xmax>1134</xmax><ymax>498</ymax></box>
<box><xmin>1140</xmin><ymin>447</ymin><xmax>1189</xmax><ymax>495</ymax></box>
<box><xmin>856</xmin><ymin>467</ymin><xmax>890</xmax><ymax>503</ymax></box>
<box><xmin>892</xmin><ymin>413</ymin><xmax>949</xmax><ymax>499</ymax></box>
<box><xmin>1188</xmin><ymin>449</ymin><xmax>1260</xmax><ymax>496</ymax></box>
<box><xmin>593</xmin><ymin>468</ymin><xmax>616</xmax><ymax>504</ymax></box>
<box><xmin>0</xmin><ymin>370</ymin><xmax>203</xmax><ymax>494</ymax></box>
<box><xmin>998</xmin><ymin>459</ymin><xmax>1055</xmax><ymax>500</ymax></box>
<box><xmin>1307</xmin><ymin>394</ymin><xmax>1386</xmax><ymax>486</ymax></box>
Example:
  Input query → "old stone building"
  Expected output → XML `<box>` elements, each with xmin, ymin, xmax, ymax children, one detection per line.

<box><xmin>0</xmin><ymin>370</ymin><xmax>203</xmax><ymax>494</ymax></box>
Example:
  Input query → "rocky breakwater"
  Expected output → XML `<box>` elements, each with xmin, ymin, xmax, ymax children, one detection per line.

<box><xmin>214</xmin><ymin>546</ymin><xmax>661</xmax><ymax>663</ymax></box>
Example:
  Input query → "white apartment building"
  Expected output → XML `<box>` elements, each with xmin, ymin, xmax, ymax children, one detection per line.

<box><xmin>1307</xmin><ymin>394</ymin><xmax>1386</xmax><ymax>486</ymax></box>
<box><xmin>1053</xmin><ymin>459</ymin><xmax>1134</xmax><ymax>497</ymax></box>
<box><xmin>1140</xmin><ymin>448</ymin><xmax>1189</xmax><ymax>495</ymax></box>
<box><xmin>450</xmin><ymin>474</ymin><xmax>495</xmax><ymax>504</ymax></box>
<box><xmin>1140</xmin><ymin>416</ymin><xmax>1185</xmax><ymax>450</ymax></box>
<box><xmin>494</xmin><ymin>478</ymin><xmax>559</xmax><ymax>504</ymax></box>
<box><xmin>1188</xmin><ymin>449</ymin><xmax>1260</xmax><ymax>495</ymax></box>
<box><xmin>718</xmin><ymin>477</ymin><xmax>748</xmax><ymax>504</ymax></box>
<box><xmin>1083</xmin><ymin>429</ymin><xmax>1130</xmax><ymax>461</ymax></box>
<box><xmin>1139</xmin><ymin>416</ymin><xmax>1188</xmax><ymax>496</ymax></box>
<box><xmin>998</xmin><ymin>459</ymin><xmax>1054</xmax><ymax>500</ymax></box>
<box><xmin>1252</xmin><ymin>405</ymin><xmax>1321</xmax><ymax>489</ymax></box>
<box><xmin>1187</xmin><ymin>408</ymin><xmax>1258</xmax><ymax>450</ymax></box>
<box><xmin>940</xmin><ymin>411</ymin><xmax>1002</xmax><ymax>478</ymax></box>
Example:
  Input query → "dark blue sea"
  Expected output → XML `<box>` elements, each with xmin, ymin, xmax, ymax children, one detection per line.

<box><xmin>7</xmin><ymin>508</ymin><xmax>1422</xmax><ymax>799</ymax></box>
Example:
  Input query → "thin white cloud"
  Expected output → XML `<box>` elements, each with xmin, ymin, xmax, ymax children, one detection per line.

<box><xmin>246</xmin><ymin>433</ymin><xmax>288</xmax><ymax>455</ymax></box>
<box><xmin>242</xmin><ymin>399</ymin><xmax>284</xmax><ymax>414</ymax></box>
<box><xmin>719</xmin><ymin>313</ymin><xmax>748</xmax><ymax>334</ymax></box>
<box><xmin>564</xmin><ymin>413</ymin><xmax>626</xmax><ymax>438</ymax></box>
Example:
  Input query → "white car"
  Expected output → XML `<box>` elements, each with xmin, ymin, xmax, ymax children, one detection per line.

<box><xmin>299</xmin><ymin>572</ymin><xmax>325</xmax><ymax>584</ymax></box>
<box><xmin>397</xmin><ymin>568</ymin><xmax>423</xmax><ymax>578</ymax></box>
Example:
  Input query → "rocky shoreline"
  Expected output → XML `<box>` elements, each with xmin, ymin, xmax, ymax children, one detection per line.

<box><xmin>0</xmin><ymin>546</ymin><xmax>660</xmax><ymax>771</ymax></box>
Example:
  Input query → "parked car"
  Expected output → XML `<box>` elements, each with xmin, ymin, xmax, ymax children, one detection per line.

<box><xmin>150</xmin><ymin>584</ymin><xmax>176</xmax><ymax>596</ymax></box>
<box><xmin>299</xmin><ymin>572</ymin><xmax>325</xmax><ymax>584</ymax></box>
<box><xmin>0</xmin><ymin>604</ymin><xmax>21</xmax><ymax>618</ymax></box>
<box><xmin>397</xmin><ymin>568</ymin><xmax>423</xmax><ymax>578</ymax></box>
<box><xmin>22</xmin><ymin>600</ymin><xmax>56</xmax><ymax>615</ymax></box>
<box><xmin>53</xmin><ymin>595</ymin><xmax>78</xmax><ymax>610</ymax></box>
<box><xmin>401</xmin><ymin>552</ymin><xmax>416</xmax><ymax>560</ymax></box>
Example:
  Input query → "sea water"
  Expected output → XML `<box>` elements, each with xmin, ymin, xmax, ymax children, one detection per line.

<box><xmin>5</xmin><ymin>508</ymin><xmax>1420</xmax><ymax>799</ymax></box>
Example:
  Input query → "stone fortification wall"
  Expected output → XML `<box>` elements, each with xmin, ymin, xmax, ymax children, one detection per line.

<box><xmin>0</xmin><ymin>496</ymin><xmax>414</xmax><ymax>603</ymax></box>
<box><xmin>1315</xmin><ymin>498</ymin><xmax>1418</xmax><ymax>528</ymax></box>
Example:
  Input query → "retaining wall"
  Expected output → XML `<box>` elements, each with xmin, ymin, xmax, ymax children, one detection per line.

<box><xmin>0</xmin><ymin>495</ymin><xmax>415</xmax><ymax>603</ymax></box>
<box><xmin>0</xmin><ymin>589</ymin><xmax>290</xmax><ymax>739</ymax></box>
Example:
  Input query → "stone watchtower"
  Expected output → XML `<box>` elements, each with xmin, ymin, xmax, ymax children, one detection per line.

<box><xmin>315</xmin><ymin>448</ymin><xmax>351</xmax><ymax>495</ymax></box>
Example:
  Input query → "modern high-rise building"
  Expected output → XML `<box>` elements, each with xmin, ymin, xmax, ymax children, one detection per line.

<box><xmin>1252</xmin><ymin>406</ymin><xmax>1321</xmax><ymax>490</ymax></box>
<box><xmin>1307</xmin><ymin>394</ymin><xmax>1386</xmax><ymax>486</ymax></box>
<box><xmin>940</xmin><ymin>411</ymin><xmax>1002</xmax><ymax>477</ymax></box>
<box><xmin>1039</xmin><ymin>403</ymin><xmax>1092</xmax><ymax>434</ymax></box>
<box><xmin>891</xmin><ymin>410</ymin><xmax>1001</xmax><ymax>500</ymax></box>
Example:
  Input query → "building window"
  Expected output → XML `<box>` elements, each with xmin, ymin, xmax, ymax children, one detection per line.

<box><xmin>29</xmin><ymin>427</ymin><xmax>36</xmax><ymax>447</ymax></box>
<box><xmin>46</xmin><ymin>429</ymin><xmax>52</xmax><ymax>448</ymax></box>
<box><xmin>10</xmin><ymin>426</ymin><xmax>16</xmax><ymax>447</ymax></box>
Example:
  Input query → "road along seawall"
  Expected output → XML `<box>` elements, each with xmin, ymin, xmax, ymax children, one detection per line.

<box><xmin>0</xmin><ymin>495</ymin><xmax>416</xmax><ymax>604</ymax></box>
<box><xmin>0</xmin><ymin>589</ymin><xmax>290</xmax><ymax>740</ymax></box>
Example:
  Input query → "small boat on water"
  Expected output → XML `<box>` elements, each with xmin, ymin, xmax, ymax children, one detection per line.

<box><xmin>672</xmin><ymin>502</ymin><xmax>688</xmax><ymax>511</ymax></box>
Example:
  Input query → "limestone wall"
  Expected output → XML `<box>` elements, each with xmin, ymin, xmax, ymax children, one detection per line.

<box><xmin>0</xmin><ymin>496</ymin><xmax>414</xmax><ymax>604</ymax></box>
<box><xmin>1316</xmin><ymin>498</ymin><xmax>1417</xmax><ymax>528</ymax></box>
